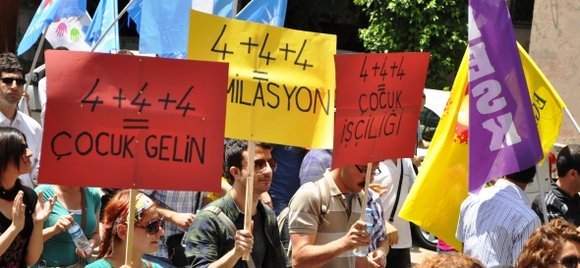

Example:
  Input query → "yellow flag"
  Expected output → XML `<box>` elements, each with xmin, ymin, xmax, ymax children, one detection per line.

<box><xmin>518</xmin><ymin>43</ymin><xmax>566</xmax><ymax>158</ymax></box>
<box><xmin>399</xmin><ymin>50</ymin><xmax>469</xmax><ymax>250</ymax></box>
<box><xmin>399</xmin><ymin>45</ymin><xmax>566</xmax><ymax>251</ymax></box>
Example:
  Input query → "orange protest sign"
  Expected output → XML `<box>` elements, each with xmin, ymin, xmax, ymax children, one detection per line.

<box><xmin>332</xmin><ymin>52</ymin><xmax>430</xmax><ymax>168</ymax></box>
<box><xmin>40</xmin><ymin>51</ymin><xmax>228</xmax><ymax>191</ymax></box>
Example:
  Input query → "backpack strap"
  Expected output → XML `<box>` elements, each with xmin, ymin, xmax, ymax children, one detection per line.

<box><xmin>203</xmin><ymin>205</ymin><xmax>256</xmax><ymax>268</ymax></box>
<box><xmin>389</xmin><ymin>159</ymin><xmax>405</xmax><ymax>222</ymax></box>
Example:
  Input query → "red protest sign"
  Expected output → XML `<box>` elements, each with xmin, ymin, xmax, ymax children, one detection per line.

<box><xmin>40</xmin><ymin>51</ymin><xmax>228</xmax><ymax>192</ymax></box>
<box><xmin>332</xmin><ymin>52</ymin><xmax>430</xmax><ymax>168</ymax></box>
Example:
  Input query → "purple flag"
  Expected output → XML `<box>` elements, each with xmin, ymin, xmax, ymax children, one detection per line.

<box><xmin>467</xmin><ymin>0</ymin><xmax>542</xmax><ymax>192</ymax></box>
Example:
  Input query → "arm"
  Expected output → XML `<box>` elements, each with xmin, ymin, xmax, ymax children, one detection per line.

<box><xmin>290</xmin><ymin>221</ymin><xmax>370</xmax><ymax>268</ymax></box>
<box><xmin>26</xmin><ymin>191</ymin><xmax>56</xmax><ymax>265</ymax></box>
<box><xmin>157</xmin><ymin>207</ymin><xmax>195</xmax><ymax>230</ymax></box>
<box><xmin>0</xmin><ymin>191</ymin><xmax>26</xmax><ymax>256</ymax></box>
<box><xmin>41</xmin><ymin>214</ymin><xmax>73</xmax><ymax>242</ymax></box>
<box><xmin>208</xmin><ymin>229</ymin><xmax>253</xmax><ymax>268</ymax></box>
<box><xmin>367</xmin><ymin>239</ymin><xmax>389</xmax><ymax>268</ymax></box>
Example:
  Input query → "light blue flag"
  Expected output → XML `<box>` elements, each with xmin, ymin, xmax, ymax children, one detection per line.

<box><xmin>18</xmin><ymin>0</ymin><xmax>87</xmax><ymax>55</ymax></box>
<box><xmin>127</xmin><ymin>0</ymin><xmax>143</xmax><ymax>32</ymax></box>
<box><xmin>214</xmin><ymin>0</ymin><xmax>235</xmax><ymax>18</ymax></box>
<box><xmin>85</xmin><ymin>0</ymin><xmax>119</xmax><ymax>52</ymax></box>
<box><xmin>237</xmin><ymin>0</ymin><xmax>287</xmax><ymax>26</ymax></box>
<box><xmin>139</xmin><ymin>0</ymin><xmax>192</xmax><ymax>58</ymax></box>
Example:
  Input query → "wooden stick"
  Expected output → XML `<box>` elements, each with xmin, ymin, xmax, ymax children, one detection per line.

<box><xmin>359</xmin><ymin>162</ymin><xmax>372</xmax><ymax>220</ymax></box>
<box><xmin>564</xmin><ymin>107</ymin><xmax>580</xmax><ymax>135</ymax></box>
<box><xmin>124</xmin><ymin>188</ymin><xmax>137</xmax><ymax>266</ymax></box>
<box><xmin>242</xmin><ymin>141</ymin><xmax>255</xmax><ymax>261</ymax></box>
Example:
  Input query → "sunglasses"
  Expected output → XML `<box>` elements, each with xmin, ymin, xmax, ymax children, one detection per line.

<box><xmin>1</xmin><ymin>77</ymin><xmax>26</xmax><ymax>86</ymax></box>
<box><xmin>554</xmin><ymin>255</ymin><xmax>579</xmax><ymax>268</ymax></box>
<box><xmin>136</xmin><ymin>217</ymin><xmax>164</xmax><ymax>235</ymax></box>
<box><xmin>254</xmin><ymin>159</ymin><xmax>276</xmax><ymax>172</ymax></box>
<box><xmin>355</xmin><ymin>165</ymin><xmax>381</xmax><ymax>176</ymax></box>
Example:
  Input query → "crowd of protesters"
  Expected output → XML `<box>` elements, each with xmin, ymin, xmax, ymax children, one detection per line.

<box><xmin>0</xmin><ymin>50</ymin><xmax>579</xmax><ymax>268</ymax></box>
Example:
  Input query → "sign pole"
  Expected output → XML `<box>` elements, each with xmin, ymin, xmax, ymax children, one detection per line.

<box><xmin>242</xmin><ymin>141</ymin><xmax>255</xmax><ymax>261</ymax></box>
<box><xmin>124</xmin><ymin>188</ymin><xmax>137</xmax><ymax>266</ymax></box>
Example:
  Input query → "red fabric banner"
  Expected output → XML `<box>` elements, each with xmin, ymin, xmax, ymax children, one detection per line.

<box><xmin>333</xmin><ymin>52</ymin><xmax>430</xmax><ymax>168</ymax></box>
<box><xmin>40</xmin><ymin>51</ymin><xmax>228</xmax><ymax>191</ymax></box>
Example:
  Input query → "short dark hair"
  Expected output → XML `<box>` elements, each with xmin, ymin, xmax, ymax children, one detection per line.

<box><xmin>556</xmin><ymin>144</ymin><xmax>580</xmax><ymax>177</ymax></box>
<box><xmin>0</xmin><ymin>127</ymin><xmax>28</xmax><ymax>177</ymax></box>
<box><xmin>223</xmin><ymin>139</ymin><xmax>272</xmax><ymax>185</ymax></box>
<box><xmin>505</xmin><ymin>165</ymin><xmax>536</xmax><ymax>184</ymax></box>
<box><xmin>0</xmin><ymin>52</ymin><xmax>24</xmax><ymax>76</ymax></box>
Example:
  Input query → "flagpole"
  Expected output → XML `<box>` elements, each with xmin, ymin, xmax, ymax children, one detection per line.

<box><xmin>22</xmin><ymin>27</ymin><xmax>48</xmax><ymax>115</ymax></box>
<box><xmin>564</xmin><ymin>107</ymin><xmax>580</xmax><ymax>135</ymax></box>
<box><xmin>534</xmin><ymin>165</ymin><xmax>549</xmax><ymax>224</ymax></box>
<box><xmin>232</xmin><ymin>0</ymin><xmax>239</xmax><ymax>18</ymax></box>
<box><xmin>242</xmin><ymin>140</ymin><xmax>255</xmax><ymax>261</ymax></box>
<box><xmin>90</xmin><ymin>0</ymin><xmax>139</xmax><ymax>52</ymax></box>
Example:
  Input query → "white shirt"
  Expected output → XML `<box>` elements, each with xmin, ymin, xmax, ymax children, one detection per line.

<box><xmin>456</xmin><ymin>179</ymin><xmax>541</xmax><ymax>267</ymax></box>
<box><xmin>372</xmin><ymin>158</ymin><xmax>415</xmax><ymax>249</ymax></box>
<box><xmin>0</xmin><ymin>111</ymin><xmax>43</xmax><ymax>188</ymax></box>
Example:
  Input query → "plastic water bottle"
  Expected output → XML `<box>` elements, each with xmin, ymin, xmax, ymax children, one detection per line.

<box><xmin>353</xmin><ymin>207</ymin><xmax>373</xmax><ymax>257</ymax></box>
<box><xmin>67</xmin><ymin>221</ymin><xmax>92</xmax><ymax>255</ymax></box>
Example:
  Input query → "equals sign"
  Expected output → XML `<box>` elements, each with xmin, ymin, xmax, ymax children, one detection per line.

<box><xmin>123</xmin><ymin>118</ymin><xmax>149</xmax><ymax>129</ymax></box>
<box><xmin>252</xmin><ymin>70</ymin><xmax>268</xmax><ymax>82</ymax></box>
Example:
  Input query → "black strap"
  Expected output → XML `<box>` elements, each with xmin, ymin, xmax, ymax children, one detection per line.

<box><xmin>389</xmin><ymin>159</ymin><xmax>404</xmax><ymax>222</ymax></box>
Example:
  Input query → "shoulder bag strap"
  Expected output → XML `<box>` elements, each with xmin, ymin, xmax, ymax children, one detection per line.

<box><xmin>389</xmin><ymin>159</ymin><xmax>404</xmax><ymax>222</ymax></box>
<box><xmin>203</xmin><ymin>206</ymin><xmax>256</xmax><ymax>268</ymax></box>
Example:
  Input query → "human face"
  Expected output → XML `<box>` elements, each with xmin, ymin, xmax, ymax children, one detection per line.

<box><xmin>133</xmin><ymin>207</ymin><xmax>164</xmax><ymax>254</ymax></box>
<box><xmin>239</xmin><ymin>146</ymin><xmax>274</xmax><ymax>195</ymax></box>
<box><xmin>0</xmin><ymin>72</ymin><xmax>25</xmax><ymax>105</ymax></box>
<box><xmin>550</xmin><ymin>241</ymin><xmax>580</xmax><ymax>268</ymax></box>
<box><xmin>19</xmin><ymin>141</ymin><xmax>33</xmax><ymax>174</ymax></box>
<box><xmin>341</xmin><ymin>162</ymin><xmax>379</xmax><ymax>193</ymax></box>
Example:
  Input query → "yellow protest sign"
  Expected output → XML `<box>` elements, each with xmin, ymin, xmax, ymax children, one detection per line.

<box><xmin>188</xmin><ymin>10</ymin><xmax>337</xmax><ymax>148</ymax></box>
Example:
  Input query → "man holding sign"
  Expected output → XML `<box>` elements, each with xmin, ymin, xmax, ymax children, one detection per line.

<box><xmin>288</xmin><ymin>163</ymin><xmax>382</xmax><ymax>268</ymax></box>
<box><xmin>184</xmin><ymin>139</ymin><xmax>286</xmax><ymax>267</ymax></box>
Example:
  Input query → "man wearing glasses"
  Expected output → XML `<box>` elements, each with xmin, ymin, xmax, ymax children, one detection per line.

<box><xmin>184</xmin><ymin>139</ymin><xmax>286</xmax><ymax>267</ymax></box>
<box><xmin>0</xmin><ymin>53</ymin><xmax>42</xmax><ymax>188</ymax></box>
<box><xmin>288</xmin><ymin>161</ymin><xmax>385</xmax><ymax>268</ymax></box>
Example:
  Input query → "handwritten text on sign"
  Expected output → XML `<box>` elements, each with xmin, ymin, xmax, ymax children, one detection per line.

<box><xmin>333</xmin><ymin>52</ymin><xmax>430</xmax><ymax>168</ymax></box>
<box><xmin>40</xmin><ymin>51</ymin><xmax>228</xmax><ymax>191</ymax></box>
<box><xmin>188</xmin><ymin>10</ymin><xmax>337</xmax><ymax>148</ymax></box>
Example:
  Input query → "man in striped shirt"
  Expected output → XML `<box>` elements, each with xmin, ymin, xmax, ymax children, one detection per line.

<box><xmin>456</xmin><ymin>166</ymin><xmax>541</xmax><ymax>267</ymax></box>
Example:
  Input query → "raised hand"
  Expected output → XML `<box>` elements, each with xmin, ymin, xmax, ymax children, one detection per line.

<box><xmin>33</xmin><ymin>191</ymin><xmax>56</xmax><ymax>223</ymax></box>
<box><xmin>70</xmin><ymin>27</ymin><xmax>81</xmax><ymax>42</ymax></box>
<box><xmin>55</xmin><ymin>22</ymin><xmax>68</xmax><ymax>38</ymax></box>
<box><xmin>10</xmin><ymin>191</ymin><xmax>26</xmax><ymax>232</ymax></box>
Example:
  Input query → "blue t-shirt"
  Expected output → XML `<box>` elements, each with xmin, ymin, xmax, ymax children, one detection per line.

<box><xmin>268</xmin><ymin>145</ymin><xmax>306</xmax><ymax>205</ymax></box>
<box><xmin>34</xmin><ymin>185</ymin><xmax>101</xmax><ymax>266</ymax></box>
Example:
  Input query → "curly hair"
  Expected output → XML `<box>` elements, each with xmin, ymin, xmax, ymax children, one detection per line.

<box><xmin>516</xmin><ymin>218</ymin><xmax>580</xmax><ymax>268</ymax></box>
<box><xmin>0</xmin><ymin>52</ymin><xmax>24</xmax><ymax>75</ymax></box>
<box><xmin>417</xmin><ymin>253</ymin><xmax>484</xmax><ymax>268</ymax></box>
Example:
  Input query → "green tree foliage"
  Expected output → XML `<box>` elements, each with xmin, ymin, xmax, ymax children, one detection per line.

<box><xmin>354</xmin><ymin>0</ymin><xmax>467</xmax><ymax>89</ymax></box>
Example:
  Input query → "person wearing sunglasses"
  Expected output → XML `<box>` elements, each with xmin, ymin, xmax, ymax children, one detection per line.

<box><xmin>88</xmin><ymin>190</ymin><xmax>164</xmax><ymax>268</ymax></box>
<box><xmin>516</xmin><ymin>218</ymin><xmax>580</xmax><ymax>268</ymax></box>
<box><xmin>0</xmin><ymin>53</ymin><xmax>42</xmax><ymax>189</ymax></box>
<box><xmin>184</xmin><ymin>139</ymin><xmax>287</xmax><ymax>267</ymax></box>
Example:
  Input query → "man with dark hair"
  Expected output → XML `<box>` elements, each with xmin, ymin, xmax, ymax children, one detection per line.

<box><xmin>0</xmin><ymin>52</ymin><xmax>42</xmax><ymax>188</ymax></box>
<box><xmin>456</xmin><ymin>166</ymin><xmax>541</xmax><ymax>267</ymax></box>
<box><xmin>532</xmin><ymin>144</ymin><xmax>580</xmax><ymax>225</ymax></box>
<box><xmin>184</xmin><ymin>139</ymin><xmax>286</xmax><ymax>267</ymax></box>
